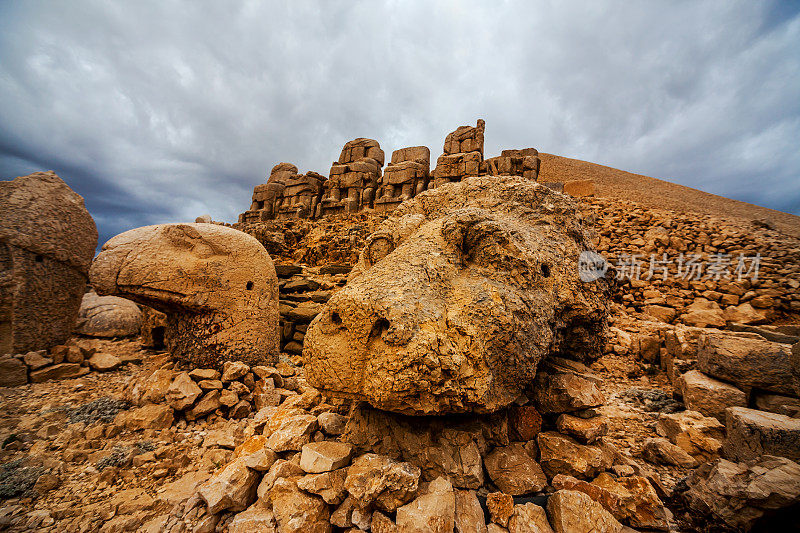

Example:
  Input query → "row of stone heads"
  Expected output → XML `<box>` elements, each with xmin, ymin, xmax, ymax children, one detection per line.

<box><xmin>239</xmin><ymin>119</ymin><xmax>541</xmax><ymax>222</ymax></box>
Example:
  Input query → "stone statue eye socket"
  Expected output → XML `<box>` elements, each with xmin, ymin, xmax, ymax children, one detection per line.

<box><xmin>365</xmin><ymin>235</ymin><xmax>395</xmax><ymax>267</ymax></box>
<box><xmin>541</xmin><ymin>264</ymin><xmax>550</xmax><ymax>277</ymax></box>
<box><xmin>246</xmin><ymin>281</ymin><xmax>254</xmax><ymax>290</ymax></box>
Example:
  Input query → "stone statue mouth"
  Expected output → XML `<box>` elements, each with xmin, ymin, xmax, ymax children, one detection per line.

<box><xmin>116</xmin><ymin>284</ymin><xmax>210</xmax><ymax>314</ymax></box>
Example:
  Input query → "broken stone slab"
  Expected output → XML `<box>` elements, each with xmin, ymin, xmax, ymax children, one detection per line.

<box><xmin>115</xmin><ymin>403</ymin><xmax>174</xmax><ymax>431</ymax></box>
<box><xmin>265</xmin><ymin>409</ymin><xmax>318</xmax><ymax>452</ymax></box>
<box><xmin>22</xmin><ymin>351</ymin><xmax>52</xmax><ymax>370</ymax></box>
<box><xmin>166</xmin><ymin>372</ymin><xmax>203</xmax><ymax>410</ymax></box>
<box><xmin>698</xmin><ymin>332</ymin><xmax>795</xmax><ymax>395</ymax></box>
<box><xmin>537</xmin><ymin>431</ymin><xmax>613</xmax><ymax>480</ymax></box>
<box><xmin>299</xmin><ymin>441</ymin><xmax>354</xmax><ymax>473</ymax></box>
<box><xmin>29</xmin><ymin>362</ymin><xmax>83</xmax><ymax>383</ymax></box>
<box><xmin>222</xmin><ymin>361</ymin><xmax>250</xmax><ymax>382</ymax></box>
<box><xmin>642</xmin><ymin>437</ymin><xmax>697</xmax><ymax>468</ymax></box>
<box><xmin>679</xmin><ymin>455</ymin><xmax>800</xmax><ymax>531</ymax></box>
<box><xmin>87</xmin><ymin>352</ymin><xmax>122</xmax><ymax>372</ymax></box>
<box><xmin>508</xmin><ymin>502</ymin><xmax>553</xmax><ymax>533</ymax></box>
<box><xmin>197</xmin><ymin>457</ymin><xmax>259</xmax><ymax>514</ymax></box>
<box><xmin>233</xmin><ymin>435</ymin><xmax>279</xmax><ymax>472</ymax></box>
<box><xmin>454</xmin><ymin>490</ymin><xmax>487</xmax><ymax>533</ymax></box>
<box><xmin>486</xmin><ymin>491</ymin><xmax>514</xmax><ymax>527</ymax></box>
<box><xmin>754</xmin><ymin>392</ymin><xmax>800</xmax><ymax>417</ymax></box>
<box><xmin>546</xmin><ymin>489</ymin><xmax>623</xmax><ymax>533</ymax></box>
<box><xmin>655</xmin><ymin>410</ymin><xmax>724</xmax><ymax>461</ymax></box>
<box><xmin>228</xmin><ymin>500</ymin><xmax>276</xmax><ymax>533</ymax></box>
<box><xmin>676</xmin><ymin>370</ymin><xmax>747</xmax><ymax>422</ymax></box>
<box><xmin>534</xmin><ymin>370</ymin><xmax>605</xmax><ymax>415</ymax></box>
<box><xmin>484</xmin><ymin>443</ymin><xmax>547</xmax><ymax>496</ymax></box>
<box><xmin>0</xmin><ymin>355</ymin><xmax>28</xmax><ymax>386</ymax></box>
<box><xmin>395</xmin><ymin>477</ymin><xmax>456</xmax><ymax>533</ymax></box>
<box><xmin>344</xmin><ymin>453</ymin><xmax>421</xmax><ymax>512</ymax></box>
<box><xmin>723</xmin><ymin>406</ymin><xmax>800</xmax><ymax>462</ymax></box>
<box><xmin>591</xmin><ymin>474</ymin><xmax>668</xmax><ymax>531</ymax></box>
<box><xmin>185</xmin><ymin>390</ymin><xmax>221</xmax><ymax>421</ymax></box>
<box><xmin>555</xmin><ymin>413</ymin><xmax>609</xmax><ymax>443</ymax></box>
<box><xmin>297</xmin><ymin>468</ymin><xmax>348</xmax><ymax>505</ymax></box>
<box><xmin>269</xmin><ymin>477</ymin><xmax>332</xmax><ymax>533</ymax></box>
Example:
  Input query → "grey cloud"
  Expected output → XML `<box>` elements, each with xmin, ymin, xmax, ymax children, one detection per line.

<box><xmin>0</xmin><ymin>0</ymin><xmax>798</xmax><ymax>247</ymax></box>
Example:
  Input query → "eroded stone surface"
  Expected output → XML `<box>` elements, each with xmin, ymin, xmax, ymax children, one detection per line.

<box><xmin>1</xmin><ymin>171</ymin><xmax>98</xmax><ymax>354</ymax></box>
<box><xmin>75</xmin><ymin>292</ymin><xmax>142</xmax><ymax>338</ymax></box>
<box><xmin>90</xmin><ymin>223</ymin><xmax>279</xmax><ymax>369</ymax></box>
<box><xmin>304</xmin><ymin>176</ymin><xmax>610</xmax><ymax>415</ymax></box>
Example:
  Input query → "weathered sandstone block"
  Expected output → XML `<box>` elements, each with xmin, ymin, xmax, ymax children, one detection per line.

<box><xmin>1</xmin><ymin>171</ymin><xmax>97</xmax><ymax>354</ymax></box>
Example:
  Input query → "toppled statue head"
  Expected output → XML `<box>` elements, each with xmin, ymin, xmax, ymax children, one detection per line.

<box><xmin>90</xmin><ymin>223</ymin><xmax>279</xmax><ymax>369</ymax></box>
<box><xmin>304</xmin><ymin>176</ymin><xmax>610</xmax><ymax>415</ymax></box>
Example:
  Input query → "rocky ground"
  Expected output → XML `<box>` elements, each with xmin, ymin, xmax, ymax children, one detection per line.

<box><xmin>0</xmin><ymin>326</ymin><xmax>705</xmax><ymax>533</ymax></box>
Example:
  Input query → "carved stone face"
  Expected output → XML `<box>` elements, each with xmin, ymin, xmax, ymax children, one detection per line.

<box><xmin>304</xmin><ymin>176</ymin><xmax>609</xmax><ymax>415</ymax></box>
<box><xmin>90</xmin><ymin>223</ymin><xmax>279</xmax><ymax>369</ymax></box>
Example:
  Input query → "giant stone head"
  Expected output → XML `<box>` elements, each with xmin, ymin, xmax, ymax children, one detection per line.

<box><xmin>304</xmin><ymin>176</ymin><xmax>610</xmax><ymax>415</ymax></box>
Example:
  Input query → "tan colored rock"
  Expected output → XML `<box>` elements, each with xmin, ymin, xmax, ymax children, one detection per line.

<box><xmin>297</xmin><ymin>468</ymin><xmax>348</xmax><ymax>505</ymax></box>
<box><xmin>484</xmin><ymin>443</ymin><xmax>547</xmax><ymax>496</ymax></box>
<box><xmin>537</xmin><ymin>431</ymin><xmax>613</xmax><ymax>480</ymax></box>
<box><xmin>305</xmin><ymin>176</ymin><xmax>610</xmax><ymax>415</ymax></box>
<box><xmin>454</xmin><ymin>490</ymin><xmax>487</xmax><ymax>533</ymax></box>
<box><xmin>642</xmin><ymin>437</ymin><xmax>697</xmax><ymax>467</ymax></box>
<box><xmin>318</xmin><ymin>412</ymin><xmax>347</xmax><ymax>435</ymax></box>
<box><xmin>508</xmin><ymin>503</ymin><xmax>553</xmax><ymax>533</ymax></box>
<box><xmin>29</xmin><ymin>362</ymin><xmax>83</xmax><ymax>382</ymax></box>
<box><xmin>190</xmin><ymin>368</ymin><xmax>220</xmax><ymax>381</ymax></box>
<box><xmin>679</xmin><ymin>298</ymin><xmax>725</xmax><ymax>328</ymax></box>
<box><xmin>87</xmin><ymin>352</ymin><xmax>122</xmax><ymax>372</ymax></box>
<box><xmin>340</xmin><ymin>403</ymin><xmax>498</xmax><ymax>489</ymax></box>
<box><xmin>373</xmin><ymin>510</ymin><xmax>400</xmax><ymax>532</ymax></box>
<box><xmin>724</xmin><ymin>406</ymin><xmax>800</xmax><ymax>462</ymax></box>
<box><xmin>680</xmin><ymin>455</ymin><xmax>800</xmax><ymax>531</ymax></box>
<box><xmin>555</xmin><ymin>414</ymin><xmax>608</xmax><ymax>443</ymax></box>
<box><xmin>562</xmin><ymin>180</ymin><xmax>595</xmax><ymax>197</ymax></box>
<box><xmin>269</xmin><ymin>477</ymin><xmax>332</xmax><ymax>533</ymax></box>
<box><xmin>396</xmin><ymin>477</ymin><xmax>456</xmax><ymax>533</ymax></box>
<box><xmin>0</xmin><ymin>355</ymin><xmax>28</xmax><ymax>386</ymax></box>
<box><xmin>655</xmin><ymin>410</ymin><xmax>724</xmax><ymax>461</ymax></box>
<box><xmin>754</xmin><ymin>392</ymin><xmax>800</xmax><ymax>416</ymax></box>
<box><xmin>546</xmin><ymin>490</ymin><xmax>623</xmax><ymax>533</ymax></box>
<box><xmin>553</xmin><ymin>474</ymin><xmax>630</xmax><ymax>522</ymax></box>
<box><xmin>222</xmin><ymin>360</ymin><xmax>250</xmax><ymax>382</ymax></box>
<box><xmin>723</xmin><ymin>302</ymin><xmax>768</xmax><ymax>325</ymax></box>
<box><xmin>23</xmin><ymin>350</ymin><xmax>51</xmax><ymax>370</ymax></box>
<box><xmin>138</xmin><ymin>368</ymin><xmax>176</xmax><ymax>404</ymax></box>
<box><xmin>1</xmin><ymin>171</ymin><xmax>98</xmax><ymax>355</ymax></box>
<box><xmin>265</xmin><ymin>410</ymin><xmax>318</xmax><ymax>452</ymax></box>
<box><xmin>186</xmin><ymin>390</ymin><xmax>221</xmax><ymax>420</ymax></box>
<box><xmin>234</xmin><ymin>435</ymin><xmax>279</xmax><ymax>472</ymax></box>
<box><xmin>228</xmin><ymin>500</ymin><xmax>277</xmax><ymax>533</ymax></box>
<box><xmin>300</xmin><ymin>441</ymin><xmax>354</xmax><ymax>473</ymax></box>
<box><xmin>533</xmin><ymin>361</ymin><xmax>605</xmax><ymax>414</ymax></box>
<box><xmin>75</xmin><ymin>292</ymin><xmax>142</xmax><ymax>337</ymax></box>
<box><xmin>344</xmin><ymin>453</ymin><xmax>421</xmax><ymax>512</ymax></box>
<box><xmin>258</xmin><ymin>459</ymin><xmax>305</xmax><ymax>497</ymax></box>
<box><xmin>90</xmin><ymin>223</ymin><xmax>279</xmax><ymax>369</ymax></box>
<box><xmin>676</xmin><ymin>370</ymin><xmax>747</xmax><ymax>422</ymax></box>
<box><xmin>197</xmin><ymin>457</ymin><xmax>259</xmax><ymax>513</ymax></box>
<box><xmin>792</xmin><ymin>341</ymin><xmax>800</xmax><ymax>396</ymax></box>
<box><xmin>614</xmin><ymin>476</ymin><xmax>668</xmax><ymax>530</ymax></box>
<box><xmin>219</xmin><ymin>388</ymin><xmax>239</xmax><ymax>407</ymax></box>
<box><xmin>698</xmin><ymin>332</ymin><xmax>795</xmax><ymax>395</ymax></box>
<box><xmin>166</xmin><ymin>372</ymin><xmax>202</xmax><ymax>410</ymax></box>
<box><xmin>115</xmin><ymin>402</ymin><xmax>173</xmax><ymax>431</ymax></box>
<box><xmin>486</xmin><ymin>491</ymin><xmax>514</xmax><ymax>527</ymax></box>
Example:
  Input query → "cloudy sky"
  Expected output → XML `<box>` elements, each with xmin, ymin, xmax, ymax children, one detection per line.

<box><xmin>1</xmin><ymin>0</ymin><xmax>799</xmax><ymax>247</ymax></box>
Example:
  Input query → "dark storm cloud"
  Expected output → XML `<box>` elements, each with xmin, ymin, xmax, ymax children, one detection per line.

<box><xmin>1</xmin><ymin>0</ymin><xmax>798</xmax><ymax>246</ymax></box>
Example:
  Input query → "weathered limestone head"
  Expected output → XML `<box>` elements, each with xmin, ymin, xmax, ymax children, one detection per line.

<box><xmin>304</xmin><ymin>176</ymin><xmax>610</xmax><ymax>415</ymax></box>
<box><xmin>90</xmin><ymin>223</ymin><xmax>279</xmax><ymax>369</ymax></box>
